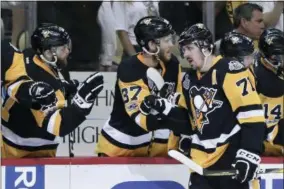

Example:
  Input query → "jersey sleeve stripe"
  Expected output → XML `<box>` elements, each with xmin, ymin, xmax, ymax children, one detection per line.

<box><xmin>267</xmin><ymin>124</ymin><xmax>278</xmax><ymax>142</ymax></box>
<box><xmin>234</xmin><ymin>104</ymin><xmax>263</xmax><ymax>115</ymax></box>
<box><xmin>46</xmin><ymin>110</ymin><xmax>62</xmax><ymax>136</ymax></box>
<box><xmin>237</xmin><ymin>110</ymin><xmax>264</xmax><ymax>119</ymax></box>
<box><xmin>7</xmin><ymin>80</ymin><xmax>30</xmax><ymax>100</ymax></box>
<box><xmin>191</xmin><ymin>124</ymin><xmax>241</xmax><ymax>149</ymax></box>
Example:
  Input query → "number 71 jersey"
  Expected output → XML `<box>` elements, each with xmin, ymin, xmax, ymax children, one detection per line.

<box><xmin>179</xmin><ymin>56</ymin><xmax>265</xmax><ymax>168</ymax></box>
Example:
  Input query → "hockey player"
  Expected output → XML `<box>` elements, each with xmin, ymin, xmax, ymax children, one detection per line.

<box><xmin>220</xmin><ymin>31</ymin><xmax>255</xmax><ymax>69</ymax></box>
<box><xmin>255</xmin><ymin>28</ymin><xmax>284</xmax><ymax>156</ymax></box>
<box><xmin>1</xmin><ymin>23</ymin><xmax>104</xmax><ymax>158</ymax></box>
<box><xmin>145</xmin><ymin>23</ymin><xmax>266</xmax><ymax>189</ymax></box>
<box><xmin>1</xmin><ymin>38</ymin><xmax>58</xmax><ymax>111</ymax></box>
<box><xmin>96</xmin><ymin>16</ymin><xmax>185</xmax><ymax>157</ymax></box>
<box><xmin>220</xmin><ymin>29</ymin><xmax>284</xmax><ymax>156</ymax></box>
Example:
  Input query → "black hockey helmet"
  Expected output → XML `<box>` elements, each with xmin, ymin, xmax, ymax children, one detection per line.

<box><xmin>31</xmin><ymin>23</ymin><xmax>71</xmax><ymax>54</ymax></box>
<box><xmin>134</xmin><ymin>16</ymin><xmax>175</xmax><ymax>50</ymax></box>
<box><xmin>259</xmin><ymin>28</ymin><xmax>284</xmax><ymax>79</ymax></box>
<box><xmin>178</xmin><ymin>23</ymin><xmax>214</xmax><ymax>53</ymax></box>
<box><xmin>220</xmin><ymin>31</ymin><xmax>254</xmax><ymax>57</ymax></box>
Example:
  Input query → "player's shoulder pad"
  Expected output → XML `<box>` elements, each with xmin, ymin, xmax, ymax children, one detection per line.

<box><xmin>166</xmin><ymin>54</ymin><xmax>181</xmax><ymax>69</ymax></box>
<box><xmin>117</xmin><ymin>55</ymin><xmax>147</xmax><ymax>82</ymax></box>
<box><xmin>170</xmin><ymin>54</ymin><xmax>180</xmax><ymax>64</ymax></box>
<box><xmin>1</xmin><ymin>41</ymin><xmax>22</xmax><ymax>74</ymax></box>
<box><xmin>217</xmin><ymin>57</ymin><xmax>247</xmax><ymax>75</ymax></box>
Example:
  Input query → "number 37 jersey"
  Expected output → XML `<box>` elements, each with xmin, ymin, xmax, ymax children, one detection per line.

<box><xmin>96</xmin><ymin>53</ymin><xmax>183</xmax><ymax>156</ymax></box>
<box><xmin>179</xmin><ymin>56</ymin><xmax>266</xmax><ymax>168</ymax></box>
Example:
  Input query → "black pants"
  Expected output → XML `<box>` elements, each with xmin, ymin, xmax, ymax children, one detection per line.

<box><xmin>188</xmin><ymin>173</ymin><xmax>260</xmax><ymax>189</ymax></box>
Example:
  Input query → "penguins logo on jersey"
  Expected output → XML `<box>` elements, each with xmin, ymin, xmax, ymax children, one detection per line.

<box><xmin>189</xmin><ymin>86</ymin><xmax>223</xmax><ymax>134</ymax></box>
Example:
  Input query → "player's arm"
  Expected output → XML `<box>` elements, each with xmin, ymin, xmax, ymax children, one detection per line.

<box><xmin>223</xmin><ymin>68</ymin><xmax>266</xmax><ymax>153</ymax></box>
<box><xmin>263</xmin><ymin>118</ymin><xmax>284</xmax><ymax>156</ymax></box>
<box><xmin>2</xmin><ymin>43</ymin><xmax>56</xmax><ymax>109</ymax></box>
<box><xmin>31</xmin><ymin>72</ymin><xmax>104</xmax><ymax>137</ymax></box>
<box><xmin>118</xmin><ymin>77</ymin><xmax>190</xmax><ymax>134</ymax></box>
<box><xmin>223</xmin><ymin>68</ymin><xmax>266</xmax><ymax>183</ymax></box>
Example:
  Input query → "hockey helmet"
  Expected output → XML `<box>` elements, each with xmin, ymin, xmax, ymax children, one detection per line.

<box><xmin>179</xmin><ymin>23</ymin><xmax>214</xmax><ymax>53</ymax></box>
<box><xmin>31</xmin><ymin>23</ymin><xmax>71</xmax><ymax>67</ymax></box>
<box><xmin>220</xmin><ymin>31</ymin><xmax>254</xmax><ymax>57</ymax></box>
<box><xmin>259</xmin><ymin>28</ymin><xmax>284</xmax><ymax>79</ymax></box>
<box><xmin>134</xmin><ymin>16</ymin><xmax>175</xmax><ymax>53</ymax></box>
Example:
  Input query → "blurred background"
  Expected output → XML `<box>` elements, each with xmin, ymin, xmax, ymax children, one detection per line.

<box><xmin>1</xmin><ymin>1</ymin><xmax>283</xmax><ymax>71</ymax></box>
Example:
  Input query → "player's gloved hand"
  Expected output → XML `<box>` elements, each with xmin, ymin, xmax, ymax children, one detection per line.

<box><xmin>140</xmin><ymin>95</ymin><xmax>172</xmax><ymax>116</ymax></box>
<box><xmin>178</xmin><ymin>135</ymin><xmax>192</xmax><ymax>156</ymax></box>
<box><xmin>62</xmin><ymin>79</ymin><xmax>79</xmax><ymax>98</ymax></box>
<box><xmin>72</xmin><ymin>72</ymin><xmax>104</xmax><ymax>115</ymax></box>
<box><xmin>29</xmin><ymin>81</ymin><xmax>57</xmax><ymax>112</ymax></box>
<box><xmin>232</xmin><ymin>149</ymin><xmax>261</xmax><ymax>183</ymax></box>
<box><xmin>159</xmin><ymin>83</ymin><xmax>181</xmax><ymax>106</ymax></box>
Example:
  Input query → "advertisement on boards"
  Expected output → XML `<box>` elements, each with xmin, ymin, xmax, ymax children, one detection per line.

<box><xmin>4</xmin><ymin>165</ymin><xmax>45</xmax><ymax>189</ymax></box>
<box><xmin>2</xmin><ymin>163</ymin><xmax>283</xmax><ymax>189</ymax></box>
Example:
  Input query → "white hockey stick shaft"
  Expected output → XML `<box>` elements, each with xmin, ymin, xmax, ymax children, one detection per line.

<box><xmin>168</xmin><ymin>150</ymin><xmax>283</xmax><ymax>176</ymax></box>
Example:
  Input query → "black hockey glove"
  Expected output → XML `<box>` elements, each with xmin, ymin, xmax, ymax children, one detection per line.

<box><xmin>232</xmin><ymin>149</ymin><xmax>261</xmax><ymax>183</ymax></box>
<box><xmin>61</xmin><ymin>79</ymin><xmax>79</xmax><ymax>98</ymax></box>
<box><xmin>140</xmin><ymin>95</ymin><xmax>172</xmax><ymax>116</ymax></box>
<box><xmin>72</xmin><ymin>72</ymin><xmax>104</xmax><ymax>115</ymax></box>
<box><xmin>178</xmin><ymin>135</ymin><xmax>192</xmax><ymax>156</ymax></box>
<box><xmin>29</xmin><ymin>81</ymin><xmax>57</xmax><ymax>111</ymax></box>
<box><xmin>159</xmin><ymin>83</ymin><xmax>181</xmax><ymax>106</ymax></box>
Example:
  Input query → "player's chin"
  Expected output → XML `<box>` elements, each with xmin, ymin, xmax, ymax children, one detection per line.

<box><xmin>163</xmin><ymin>52</ymin><xmax>172</xmax><ymax>61</ymax></box>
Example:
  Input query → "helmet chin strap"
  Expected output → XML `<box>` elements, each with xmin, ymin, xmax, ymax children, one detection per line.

<box><xmin>142</xmin><ymin>46</ymin><xmax>160</xmax><ymax>56</ymax></box>
<box><xmin>200</xmin><ymin>45</ymin><xmax>213</xmax><ymax>72</ymax></box>
<box><xmin>40</xmin><ymin>51</ymin><xmax>58</xmax><ymax>68</ymax></box>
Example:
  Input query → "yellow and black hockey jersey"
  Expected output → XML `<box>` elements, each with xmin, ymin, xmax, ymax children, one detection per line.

<box><xmin>177</xmin><ymin>55</ymin><xmax>266</xmax><ymax>169</ymax></box>
<box><xmin>96</xmin><ymin>53</ymin><xmax>183</xmax><ymax>157</ymax></box>
<box><xmin>254</xmin><ymin>58</ymin><xmax>284</xmax><ymax>156</ymax></box>
<box><xmin>1</xmin><ymin>49</ymin><xmax>86</xmax><ymax>158</ymax></box>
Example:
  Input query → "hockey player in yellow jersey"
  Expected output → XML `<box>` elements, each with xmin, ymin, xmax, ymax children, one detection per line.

<box><xmin>255</xmin><ymin>28</ymin><xmax>284</xmax><ymax>156</ymax></box>
<box><xmin>1</xmin><ymin>39</ymin><xmax>57</xmax><ymax>110</ymax></box>
<box><xmin>96</xmin><ymin>16</ymin><xmax>185</xmax><ymax>157</ymax></box>
<box><xmin>1</xmin><ymin>23</ymin><xmax>104</xmax><ymax>158</ymax></box>
<box><xmin>146</xmin><ymin>23</ymin><xmax>266</xmax><ymax>189</ymax></box>
<box><xmin>220</xmin><ymin>29</ymin><xmax>284</xmax><ymax>157</ymax></box>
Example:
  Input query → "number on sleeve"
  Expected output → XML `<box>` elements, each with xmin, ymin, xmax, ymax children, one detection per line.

<box><xmin>236</xmin><ymin>77</ymin><xmax>255</xmax><ymax>96</ymax></box>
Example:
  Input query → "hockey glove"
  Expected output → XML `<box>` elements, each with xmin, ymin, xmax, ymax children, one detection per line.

<box><xmin>178</xmin><ymin>135</ymin><xmax>192</xmax><ymax>156</ymax></box>
<box><xmin>140</xmin><ymin>95</ymin><xmax>172</xmax><ymax>116</ymax></box>
<box><xmin>232</xmin><ymin>149</ymin><xmax>261</xmax><ymax>183</ymax></box>
<box><xmin>159</xmin><ymin>83</ymin><xmax>181</xmax><ymax>106</ymax></box>
<box><xmin>61</xmin><ymin>79</ymin><xmax>79</xmax><ymax>98</ymax></box>
<box><xmin>29</xmin><ymin>81</ymin><xmax>57</xmax><ymax>112</ymax></box>
<box><xmin>72</xmin><ymin>72</ymin><xmax>104</xmax><ymax>115</ymax></box>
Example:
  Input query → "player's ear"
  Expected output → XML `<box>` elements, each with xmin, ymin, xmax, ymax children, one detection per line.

<box><xmin>148</xmin><ymin>40</ymin><xmax>157</xmax><ymax>52</ymax></box>
<box><xmin>43</xmin><ymin>49</ymin><xmax>54</xmax><ymax>61</ymax></box>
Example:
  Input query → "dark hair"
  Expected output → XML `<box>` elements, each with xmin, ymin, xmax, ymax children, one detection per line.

<box><xmin>233</xmin><ymin>3</ymin><xmax>263</xmax><ymax>28</ymax></box>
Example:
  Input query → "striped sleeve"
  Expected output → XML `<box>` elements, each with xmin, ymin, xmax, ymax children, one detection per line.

<box><xmin>222</xmin><ymin>69</ymin><xmax>266</xmax><ymax>153</ymax></box>
<box><xmin>41</xmin><ymin>104</ymin><xmax>86</xmax><ymax>137</ymax></box>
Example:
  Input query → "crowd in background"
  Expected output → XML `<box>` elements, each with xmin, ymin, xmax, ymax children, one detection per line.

<box><xmin>2</xmin><ymin>1</ymin><xmax>283</xmax><ymax>72</ymax></box>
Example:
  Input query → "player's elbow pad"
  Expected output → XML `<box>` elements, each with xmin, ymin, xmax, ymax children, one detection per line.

<box><xmin>43</xmin><ymin>104</ymin><xmax>86</xmax><ymax>137</ymax></box>
<box><xmin>58</xmin><ymin>104</ymin><xmax>87</xmax><ymax>136</ymax></box>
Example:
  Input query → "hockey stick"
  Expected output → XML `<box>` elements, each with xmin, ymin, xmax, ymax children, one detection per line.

<box><xmin>68</xmin><ymin>131</ymin><xmax>75</xmax><ymax>157</ymax></box>
<box><xmin>168</xmin><ymin>150</ymin><xmax>283</xmax><ymax>176</ymax></box>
